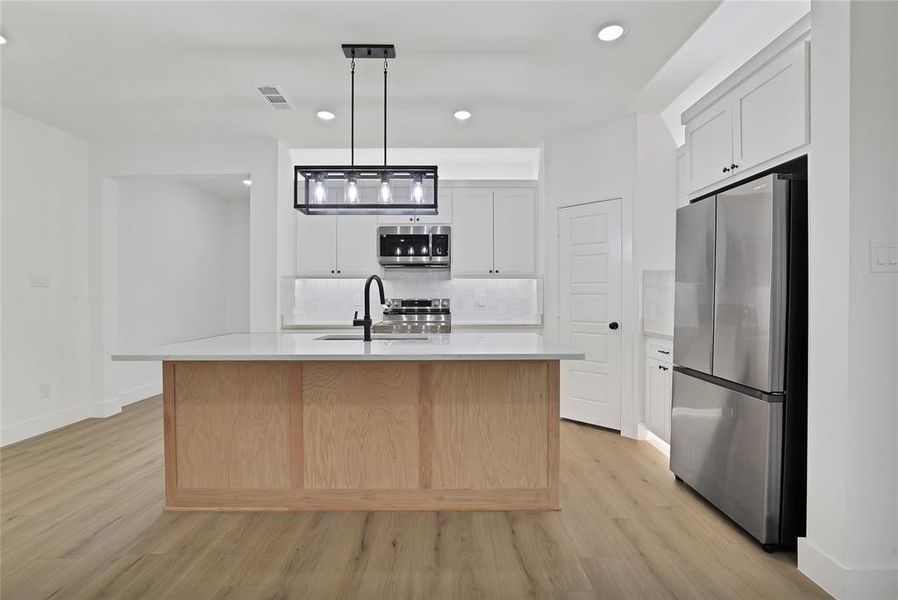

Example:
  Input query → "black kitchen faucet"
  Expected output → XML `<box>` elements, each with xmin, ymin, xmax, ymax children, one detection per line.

<box><xmin>353</xmin><ymin>274</ymin><xmax>386</xmax><ymax>342</ymax></box>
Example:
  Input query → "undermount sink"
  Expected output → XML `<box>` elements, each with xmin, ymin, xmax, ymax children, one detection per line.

<box><xmin>314</xmin><ymin>333</ymin><xmax>429</xmax><ymax>341</ymax></box>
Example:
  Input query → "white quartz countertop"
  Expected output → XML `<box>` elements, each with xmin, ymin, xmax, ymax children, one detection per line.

<box><xmin>111</xmin><ymin>333</ymin><xmax>584</xmax><ymax>362</ymax></box>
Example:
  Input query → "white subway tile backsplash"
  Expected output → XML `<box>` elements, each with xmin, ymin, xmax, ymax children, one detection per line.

<box><xmin>282</xmin><ymin>275</ymin><xmax>542</xmax><ymax>327</ymax></box>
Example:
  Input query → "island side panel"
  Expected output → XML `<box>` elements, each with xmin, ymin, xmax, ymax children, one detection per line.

<box><xmin>163</xmin><ymin>359</ymin><xmax>560</xmax><ymax>511</ymax></box>
<box><xmin>172</xmin><ymin>361</ymin><xmax>293</xmax><ymax>489</ymax></box>
<box><xmin>302</xmin><ymin>362</ymin><xmax>420</xmax><ymax>489</ymax></box>
<box><xmin>429</xmin><ymin>361</ymin><xmax>549</xmax><ymax>490</ymax></box>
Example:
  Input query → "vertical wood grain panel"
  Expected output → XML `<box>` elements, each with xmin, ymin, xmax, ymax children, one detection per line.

<box><xmin>547</xmin><ymin>360</ymin><xmax>561</xmax><ymax>508</ymax></box>
<box><xmin>303</xmin><ymin>362</ymin><xmax>419</xmax><ymax>489</ymax></box>
<box><xmin>175</xmin><ymin>362</ymin><xmax>291</xmax><ymax>489</ymax></box>
<box><xmin>418</xmin><ymin>363</ymin><xmax>433</xmax><ymax>489</ymax></box>
<box><xmin>430</xmin><ymin>361</ymin><xmax>549</xmax><ymax>489</ymax></box>
<box><xmin>162</xmin><ymin>361</ymin><xmax>177</xmax><ymax>506</ymax></box>
<box><xmin>289</xmin><ymin>364</ymin><xmax>303</xmax><ymax>488</ymax></box>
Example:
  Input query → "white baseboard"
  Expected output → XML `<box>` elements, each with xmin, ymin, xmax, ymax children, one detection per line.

<box><xmin>798</xmin><ymin>537</ymin><xmax>898</xmax><ymax>599</ymax></box>
<box><xmin>637</xmin><ymin>423</ymin><xmax>671</xmax><ymax>457</ymax></box>
<box><xmin>93</xmin><ymin>380</ymin><xmax>162</xmax><ymax>418</ymax></box>
<box><xmin>0</xmin><ymin>403</ymin><xmax>91</xmax><ymax>447</ymax></box>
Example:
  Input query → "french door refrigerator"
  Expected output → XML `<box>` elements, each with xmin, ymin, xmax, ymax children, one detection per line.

<box><xmin>670</xmin><ymin>168</ymin><xmax>807</xmax><ymax>551</ymax></box>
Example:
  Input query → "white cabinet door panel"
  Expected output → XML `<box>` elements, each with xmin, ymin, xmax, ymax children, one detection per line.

<box><xmin>336</xmin><ymin>215</ymin><xmax>378</xmax><ymax>277</ymax></box>
<box><xmin>645</xmin><ymin>356</ymin><xmax>673</xmax><ymax>442</ymax></box>
<box><xmin>296</xmin><ymin>214</ymin><xmax>337</xmax><ymax>276</ymax></box>
<box><xmin>686</xmin><ymin>100</ymin><xmax>733</xmax><ymax>193</ymax></box>
<box><xmin>493</xmin><ymin>188</ymin><xmax>536</xmax><ymax>277</ymax></box>
<box><xmin>733</xmin><ymin>42</ymin><xmax>809</xmax><ymax>173</ymax></box>
<box><xmin>451</xmin><ymin>189</ymin><xmax>494</xmax><ymax>277</ymax></box>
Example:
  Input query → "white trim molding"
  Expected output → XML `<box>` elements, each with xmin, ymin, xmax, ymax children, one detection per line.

<box><xmin>798</xmin><ymin>538</ymin><xmax>898</xmax><ymax>600</ymax></box>
<box><xmin>0</xmin><ymin>404</ymin><xmax>91</xmax><ymax>447</ymax></box>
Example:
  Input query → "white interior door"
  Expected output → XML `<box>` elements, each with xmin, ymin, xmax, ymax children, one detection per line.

<box><xmin>558</xmin><ymin>200</ymin><xmax>622</xmax><ymax>429</ymax></box>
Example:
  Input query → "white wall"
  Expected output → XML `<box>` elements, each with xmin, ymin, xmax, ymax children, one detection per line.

<box><xmin>88</xmin><ymin>139</ymin><xmax>285</xmax><ymax>417</ymax></box>
<box><xmin>799</xmin><ymin>2</ymin><xmax>898</xmax><ymax>598</ymax></box>
<box><xmin>104</xmin><ymin>177</ymin><xmax>249</xmax><ymax>412</ymax></box>
<box><xmin>0</xmin><ymin>107</ymin><xmax>92</xmax><ymax>444</ymax></box>
<box><xmin>543</xmin><ymin>114</ymin><xmax>678</xmax><ymax>439</ymax></box>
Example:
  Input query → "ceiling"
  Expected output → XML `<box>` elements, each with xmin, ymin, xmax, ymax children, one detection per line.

<box><xmin>0</xmin><ymin>1</ymin><xmax>719</xmax><ymax>148</ymax></box>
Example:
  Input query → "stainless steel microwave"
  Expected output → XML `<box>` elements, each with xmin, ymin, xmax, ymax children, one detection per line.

<box><xmin>378</xmin><ymin>225</ymin><xmax>450</xmax><ymax>267</ymax></box>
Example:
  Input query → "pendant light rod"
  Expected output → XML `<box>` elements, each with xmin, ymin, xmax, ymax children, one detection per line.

<box><xmin>350</xmin><ymin>53</ymin><xmax>355</xmax><ymax>167</ymax></box>
<box><xmin>383</xmin><ymin>54</ymin><xmax>388</xmax><ymax>166</ymax></box>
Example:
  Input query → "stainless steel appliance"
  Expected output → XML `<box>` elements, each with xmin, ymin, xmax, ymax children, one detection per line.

<box><xmin>671</xmin><ymin>164</ymin><xmax>807</xmax><ymax>552</ymax></box>
<box><xmin>378</xmin><ymin>225</ymin><xmax>450</xmax><ymax>268</ymax></box>
<box><xmin>373</xmin><ymin>298</ymin><xmax>451</xmax><ymax>334</ymax></box>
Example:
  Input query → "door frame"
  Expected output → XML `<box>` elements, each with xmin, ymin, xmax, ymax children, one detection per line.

<box><xmin>548</xmin><ymin>197</ymin><xmax>637</xmax><ymax>438</ymax></box>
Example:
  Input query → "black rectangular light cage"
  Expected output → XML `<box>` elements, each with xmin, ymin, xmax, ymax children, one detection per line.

<box><xmin>294</xmin><ymin>165</ymin><xmax>438</xmax><ymax>215</ymax></box>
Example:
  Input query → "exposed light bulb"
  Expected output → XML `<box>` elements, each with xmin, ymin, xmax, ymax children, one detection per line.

<box><xmin>0</xmin><ymin>35</ymin><xmax>7</xmax><ymax>45</ymax></box>
<box><xmin>313</xmin><ymin>173</ymin><xmax>327</xmax><ymax>203</ymax></box>
<box><xmin>412</xmin><ymin>179</ymin><xmax>424</xmax><ymax>203</ymax></box>
<box><xmin>242</xmin><ymin>178</ymin><xmax>252</xmax><ymax>186</ymax></box>
<box><xmin>380</xmin><ymin>179</ymin><xmax>392</xmax><ymax>203</ymax></box>
<box><xmin>346</xmin><ymin>178</ymin><xmax>359</xmax><ymax>203</ymax></box>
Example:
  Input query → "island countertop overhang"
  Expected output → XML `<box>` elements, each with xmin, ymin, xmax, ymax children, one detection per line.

<box><xmin>111</xmin><ymin>332</ymin><xmax>585</xmax><ymax>362</ymax></box>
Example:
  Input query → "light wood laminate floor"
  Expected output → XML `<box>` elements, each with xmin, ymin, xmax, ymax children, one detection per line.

<box><xmin>1</xmin><ymin>397</ymin><xmax>829</xmax><ymax>599</ymax></box>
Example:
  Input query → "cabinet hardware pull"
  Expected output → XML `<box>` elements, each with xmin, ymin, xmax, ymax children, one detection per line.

<box><xmin>659</xmin><ymin>365</ymin><xmax>669</xmax><ymax>371</ymax></box>
<box><xmin>658</xmin><ymin>350</ymin><xmax>670</xmax><ymax>355</ymax></box>
<box><xmin>330</xmin><ymin>270</ymin><xmax>335</xmax><ymax>274</ymax></box>
<box><xmin>722</xmin><ymin>166</ymin><xmax>730</xmax><ymax>173</ymax></box>
<box><xmin>731</xmin><ymin>163</ymin><xmax>738</xmax><ymax>169</ymax></box>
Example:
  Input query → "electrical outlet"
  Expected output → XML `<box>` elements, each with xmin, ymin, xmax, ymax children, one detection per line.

<box><xmin>28</xmin><ymin>271</ymin><xmax>51</xmax><ymax>287</ymax></box>
<box><xmin>39</xmin><ymin>383</ymin><xmax>51</xmax><ymax>400</ymax></box>
<box><xmin>870</xmin><ymin>242</ymin><xmax>898</xmax><ymax>273</ymax></box>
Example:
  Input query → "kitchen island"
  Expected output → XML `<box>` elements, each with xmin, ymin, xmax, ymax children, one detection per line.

<box><xmin>113</xmin><ymin>333</ymin><xmax>583</xmax><ymax>512</ymax></box>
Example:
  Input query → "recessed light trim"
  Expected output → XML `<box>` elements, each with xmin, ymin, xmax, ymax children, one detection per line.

<box><xmin>242</xmin><ymin>178</ymin><xmax>252</xmax><ymax>186</ymax></box>
<box><xmin>316</xmin><ymin>110</ymin><xmax>336</xmax><ymax>121</ymax></box>
<box><xmin>453</xmin><ymin>110</ymin><xmax>472</xmax><ymax>121</ymax></box>
<box><xmin>597</xmin><ymin>23</ymin><xmax>625</xmax><ymax>42</ymax></box>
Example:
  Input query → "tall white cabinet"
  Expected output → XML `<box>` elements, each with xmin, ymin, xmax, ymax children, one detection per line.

<box><xmin>452</xmin><ymin>186</ymin><xmax>536</xmax><ymax>277</ymax></box>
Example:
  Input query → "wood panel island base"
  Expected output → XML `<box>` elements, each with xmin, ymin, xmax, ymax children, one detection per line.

<box><xmin>163</xmin><ymin>359</ymin><xmax>559</xmax><ymax>512</ymax></box>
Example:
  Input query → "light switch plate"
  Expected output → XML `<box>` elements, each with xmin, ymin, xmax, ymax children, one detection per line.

<box><xmin>28</xmin><ymin>271</ymin><xmax>51</xmax><ymax>287</ymax></box>
<box><xmin>870</xmin><ymin>241</ymin><xmax>898</xmax><ymax>273</ymax></box>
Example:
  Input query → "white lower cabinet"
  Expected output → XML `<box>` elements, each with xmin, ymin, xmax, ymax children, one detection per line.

<box><xmin>644</xmin><ymin>337</ymin><xmax>673</xmax><ymax>442</ymax></box>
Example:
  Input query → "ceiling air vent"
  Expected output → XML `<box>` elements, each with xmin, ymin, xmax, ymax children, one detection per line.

<box><xmin>257</xmin><ymin>85</ymin><xmax>292</xmax><ymax>111</ymax></box>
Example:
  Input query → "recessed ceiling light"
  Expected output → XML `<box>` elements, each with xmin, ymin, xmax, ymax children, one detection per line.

<box><xmin>453</xmin><ymin>110</ymin><xmax>472</xmax><ymax>121</ymax></box>
<box><xmin>0</xmin><ymin>35</ymin><xmax>7</xmax><ymax>45</ymax></box>
<box><xmin>316</xmin><ymin>110</ymin><xmax>336</xmax><ymax>121</ymax></box>
<box><xmin>242</xmin><ymin>178</ymin><xmax>252</xmax><ymax>186</ymax></box>
<box><xmin>597</xmin><ymin>23</ymin><xmax>625</xmax><ymax>42</ymax></box>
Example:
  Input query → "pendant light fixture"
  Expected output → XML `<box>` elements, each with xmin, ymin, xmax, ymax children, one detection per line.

<box><xmin>295</xmin><ymin>44</ymin><xmax>439</xmax><ymax>215</ymax></box>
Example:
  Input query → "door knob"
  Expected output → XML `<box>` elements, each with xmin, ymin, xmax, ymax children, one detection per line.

<box><xmin>608</xmin><ymin>321</ymin><xmax>619</xmax><ymax>330</ymax></box>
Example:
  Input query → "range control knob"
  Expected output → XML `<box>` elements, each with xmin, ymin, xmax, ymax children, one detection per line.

<box><xmin>441</xmin><ymin>299</ymin><xmax>449</xmax><ymax>308</ymax></box>
<box><xmin>385</xmin><ymin>300</ymin><xmax>393</xmax><ymax>308</ymax></box>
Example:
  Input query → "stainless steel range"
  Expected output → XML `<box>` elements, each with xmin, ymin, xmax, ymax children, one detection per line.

<box><xmin>373</xmin><ymin>298</ymin><xmax>451</xmax><ymax>334</ymax></box>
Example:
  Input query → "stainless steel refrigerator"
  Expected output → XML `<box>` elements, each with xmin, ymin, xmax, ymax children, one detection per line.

<box><xmin>671</xmin><ymin>166</ymin><xmax>807</xmax><ymax>551</ymax></box>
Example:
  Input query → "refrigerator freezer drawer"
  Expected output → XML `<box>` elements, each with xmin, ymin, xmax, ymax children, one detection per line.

<box><xmin>670</xmin><ymin>368</ymin><xmax>784</xmax><ymax>544</ymax></box>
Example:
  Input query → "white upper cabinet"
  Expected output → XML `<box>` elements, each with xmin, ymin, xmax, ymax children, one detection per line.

<box><xmin>732</xmin><ymin>41</ymin><xmax>809</xmax><ymax>171</ymax></box>
<box><xmin>296</xmin><ymin>214</ymin><xmax>337</xmax><ymax>277</ymax></box>
<box><xmin>452</xmin><ymin>186</ymin><xmax>536</xmax><ymax>278</ymax></box>
<box><xmin>296</xmin><ymin>213</ymin><xmax>377</xmax><ymax>277</ymax></box>
<box><xmin>451</xmin><ymin>188</ymin><xmax>495</xmax><ymax>276</ymax></box>
<box><xmin>336</xmin><ymin>215</ymin><xmax>378</xmax><ymax>277</ymax></box>
<box><xmin>681</xmin><ymin>20</ymin><xmax>810</xmax><ymax>196</ymax></box>
<box><xmin>378</xmin><ymin>197</ymin><xmax>452</xmax><ymax>224</ymax></box>
<box><xmin>686</xmin><ymin>98</ymin><xmax>734</xmax><ymax>192</ymax></box>
<box><xmin>493</xmin><ymin>188</ymin><xmax>536</xmax><ymax>276</ymax></box>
